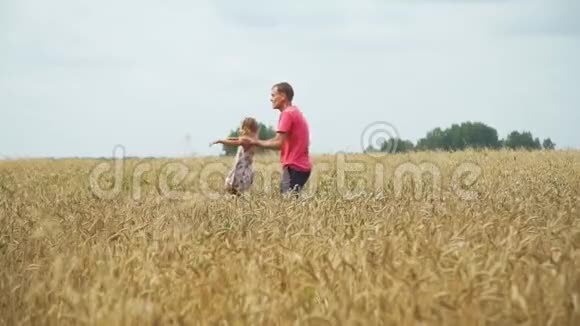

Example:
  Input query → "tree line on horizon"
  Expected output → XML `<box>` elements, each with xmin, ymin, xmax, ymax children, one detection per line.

<box><xmin>221</xmin><ymin>121</ymin><xmax>556</xmax><ymax>156</ymax></box>
<box><xmin>365</xmin><ymin>121</ymin><xmax>556</xmax><ymax>154</ymax></box>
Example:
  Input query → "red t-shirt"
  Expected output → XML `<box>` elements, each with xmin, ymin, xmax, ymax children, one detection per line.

<box><xmin>277</xmin><ymin>106</ymin><xmax>312</xmax><ymax>172</ymax></box>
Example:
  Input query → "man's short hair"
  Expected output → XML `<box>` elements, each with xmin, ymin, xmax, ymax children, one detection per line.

<box><xmin>273</xmin><ymin>82</ymin><xmax>294</xmax><ymax>102</ymax></box>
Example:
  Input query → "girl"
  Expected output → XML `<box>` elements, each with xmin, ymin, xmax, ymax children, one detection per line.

<box><xmin>211</xmin><ymin>117</ymin><xmax>259</xmax><ymax>196</ymax></box>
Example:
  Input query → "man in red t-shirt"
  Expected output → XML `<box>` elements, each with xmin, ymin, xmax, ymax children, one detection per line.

<box><xmin>241</xmin><ymin>82</ymin><xmax>312</xmax><ymax>194</ymax></box>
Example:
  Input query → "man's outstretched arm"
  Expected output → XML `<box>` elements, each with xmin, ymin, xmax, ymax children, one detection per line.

<box><xmin>245</xmin><ymin>132</ymin><xmax>286</xmax><ymax>150</ymax></box>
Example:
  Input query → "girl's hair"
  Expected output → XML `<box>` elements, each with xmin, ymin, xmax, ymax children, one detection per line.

<box><xmin>239</xmin><ymin>117</ymin><xmax>259</xmax><ymax>137</ymax></box>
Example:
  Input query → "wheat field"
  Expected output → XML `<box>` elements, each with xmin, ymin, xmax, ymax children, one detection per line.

<box><xmin>1</xmin><ymin>150</ymin><xmax>579</xmax><ymax>325</ymax></box>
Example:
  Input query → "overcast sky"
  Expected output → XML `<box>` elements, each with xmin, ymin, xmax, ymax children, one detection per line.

<box><xmin>1</xmin><ymin>0</ymin><xmax>579</xmax><ymax>158</ymax></box>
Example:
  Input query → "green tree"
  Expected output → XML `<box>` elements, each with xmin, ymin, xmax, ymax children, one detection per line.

<box><xmin>503</xmin><ymin>131</ymin><xmax>542</xmax><ymax>150</ymax></box>
<box><xmin>380</xmin><ymin>138</ymin><xmax>415</xmax><ymax>153</ymax></box>
<box><xmin>417</xmin><ymin>127</ymin><xmax>445</xmax><ymax>150</ymax></box>
<box><xmin>221</xmin><ymin>122</ymin><xmax>277</xmax><ymax>156</ymax></box>
<box><xmin>416</xmin><ymin>122</ymin><xmax>500</xmax><ymax>151</ymax></box>
<box><xmin>542</xmin><ymin>138</ymin><xmax>556</xmax><ymax>150</ymax></box>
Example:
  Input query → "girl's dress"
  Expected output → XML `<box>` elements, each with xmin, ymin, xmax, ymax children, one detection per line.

<box><xmin>225</xmin><ymin>145</ymin><xmax>255</xmax><ymax>194</ymax></box>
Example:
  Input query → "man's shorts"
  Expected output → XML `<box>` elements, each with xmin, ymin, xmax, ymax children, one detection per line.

<box><xmin>281</xmin><ymin>166</ymin><xmax>311</xmax><ymax>194</ymax></box>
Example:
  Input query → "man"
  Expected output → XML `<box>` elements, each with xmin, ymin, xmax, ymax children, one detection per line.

<box><xmin>241</xmin><ymin>82</ymin><xmax>312</xmax><ymax>194</ymax></box>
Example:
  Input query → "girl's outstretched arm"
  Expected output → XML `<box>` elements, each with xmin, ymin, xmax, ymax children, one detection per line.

<box><xmin>211</xmin><ymin>138</ymin><xmax>241</xmax><ymax>146</ymax></box>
